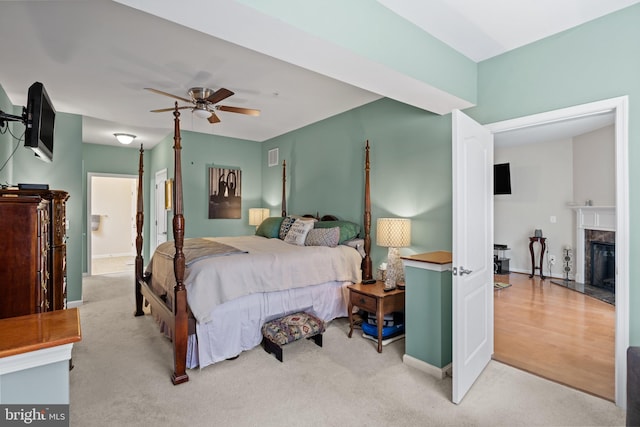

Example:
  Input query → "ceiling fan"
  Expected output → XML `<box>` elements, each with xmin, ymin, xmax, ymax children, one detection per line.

<box><xmin>145</xmin><ymin>87</ymin><xmax>260</xmax><ymax>124</ymax></box>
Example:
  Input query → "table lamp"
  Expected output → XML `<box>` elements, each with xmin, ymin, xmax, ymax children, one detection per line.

<box><xmin>248</xmin><ymin>208</ymin><xmax>270</xmax><ymax>228</ymax></box>
<box><xmin>376</xmin><ymin>218</ymin><xmax>411</xmax><ymax>291</ymax></box>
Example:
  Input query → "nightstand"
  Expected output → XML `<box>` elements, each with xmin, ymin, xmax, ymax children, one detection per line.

<box><xmin>347</xmin><ymin>281</ymin><xmax>405</xmax><ymax>353</ymax></box>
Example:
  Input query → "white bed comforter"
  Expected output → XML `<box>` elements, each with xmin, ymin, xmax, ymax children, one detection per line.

<box><xmin>148</xmin><ymin>235</ymin><xmax>362</xmax><ymax>323</ymax></box>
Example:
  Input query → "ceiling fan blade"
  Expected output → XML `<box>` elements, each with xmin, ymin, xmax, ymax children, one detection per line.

<box><xmin>150</xmin><ymin>106</ymin><xmax>191</xmax><ymax>113</ymax></box>
<box><xmin>216</xmin><ymin>105</ymin><xmax>261</xmax><ymax>116</ymax></box>
<box><xmin>206</xmin><ymin>88</ymin><xmax>234</xmax><ymax>105</ymax></box>
<box><xmin>145</xmin><ymin>88</ymin><xmax>193</xmax><ymax>103</ymax></box>
<box><xmin>208</xmin><ymin>112</ymin><xmax>221</xmax><ymax>124</ymax></box>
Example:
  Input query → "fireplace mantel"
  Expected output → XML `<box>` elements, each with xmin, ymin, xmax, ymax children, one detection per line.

<box><xmin>570</xmin><ymin>206</ymin><xmax>615</xmax><ymax>283</ymax></box>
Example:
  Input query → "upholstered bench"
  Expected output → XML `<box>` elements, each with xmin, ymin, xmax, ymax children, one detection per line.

<box><xmin>261</xmin><ymin>312</ymin><xmax>325</xmax><ymax>362</ymax></box>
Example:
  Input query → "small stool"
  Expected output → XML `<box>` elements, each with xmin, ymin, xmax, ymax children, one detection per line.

<box><xmin>261</xmin><ymin>312</ymin><xmax>325</xmax><ymax>362</ymax></box>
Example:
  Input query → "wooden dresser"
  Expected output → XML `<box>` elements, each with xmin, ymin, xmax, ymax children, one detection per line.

<box><xmin>0</xmin><ymin>189</ymin><xmax>69</xmax><ymax>319</ymax></box>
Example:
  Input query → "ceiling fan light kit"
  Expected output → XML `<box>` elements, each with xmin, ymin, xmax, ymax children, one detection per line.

<box><xmin>145</xmin><ymin>86</ymin><xmax>260</xmax><ymax>124</ymax></box>
<box><xmin>193</xmin><ymin>108</ymin><xmax>212</xmax><ymax>119</ymax></box>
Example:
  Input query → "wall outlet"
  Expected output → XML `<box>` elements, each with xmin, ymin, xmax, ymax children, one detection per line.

<box><xmin>549</xmin><ymin>255</ymin><xmax>556</xmax><ymax>264</ymax></box>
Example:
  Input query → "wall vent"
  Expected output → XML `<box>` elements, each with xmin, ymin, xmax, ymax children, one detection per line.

<box><xmin>268</xmin><ymin>148</ymin><xmax>279</xmax><ymax>167</ymax></box>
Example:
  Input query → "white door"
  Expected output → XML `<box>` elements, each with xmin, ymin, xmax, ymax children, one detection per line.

<box><xmin>154</xmin><ymin>169</ymin><xmax>168</xmax><ymax>253</ymax></box>
<box><xmin>452</xmin><ymin>110</ymin><xmax>494</xmax><ymax>404</ymax></box>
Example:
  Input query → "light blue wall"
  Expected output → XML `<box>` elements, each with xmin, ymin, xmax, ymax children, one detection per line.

<box><xmin>0</xmin><ymin>88</ymin><xmax>10</xmax><ymax>183</ymax></box>
<box><xmin>148</xmin><ymin>129</ymin><xmax>263</xmax><ymax>240</ymax></box>
<box><xmin>262</xmin><ymin>98</ymin><xmax>453</xmax><ymax>268</ymax></box>
<box><xmin>467</xmin><ymin>4</ymin><xmax>640</xmax><ymax>344</ymax></box>
<box><xmin>0</xmin><ymin>85</ymin><xmax>19</xmax><ymax>185</ymax></box>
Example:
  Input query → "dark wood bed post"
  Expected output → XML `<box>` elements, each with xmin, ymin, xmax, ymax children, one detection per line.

<box><xmin>281</xmin><ymin>160</ymin><xmax>287</xmax><ymax>217</ymax></box>
<box><xmin>362</xmin><ymin>140</ymin><xmax>373</xmax><ymax>281</ymax></box>
<box><xmin>134</xmin><ymin>144</ymin><xmax>145</xmax><ymax>316</ymax></box>
<box><xmin>171</xmin><ymin>102</ymin><xmax>189</xmax><ymax>385</ymax></box>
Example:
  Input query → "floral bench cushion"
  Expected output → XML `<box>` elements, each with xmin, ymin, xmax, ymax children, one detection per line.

<box><xmin>262</xmin><ymin>312</ymin><xmax>325</xmax><ymax>346</ymax></box>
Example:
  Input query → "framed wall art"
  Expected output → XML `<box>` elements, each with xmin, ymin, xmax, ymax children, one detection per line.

<box><xmin>208</xmin><ymin>166</ymin><xmax>242</xmax><ymax>219</ymax></box>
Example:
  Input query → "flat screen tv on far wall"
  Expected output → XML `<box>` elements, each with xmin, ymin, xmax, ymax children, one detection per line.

<box><xmin>24</xmin><ymin>82</ymin><xmax>55</xmax><ymax>163</ymax></box>
<box><xmin>494</xmin><ymin>163</ymin><xmax>512</xmax><ymax>195</ymax></box>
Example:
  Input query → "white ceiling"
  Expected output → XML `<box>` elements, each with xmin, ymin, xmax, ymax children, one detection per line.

<box><xmin>0</xmin><ymin>0</ymin><xmax>636</xmax><ymax>148</ymax></box>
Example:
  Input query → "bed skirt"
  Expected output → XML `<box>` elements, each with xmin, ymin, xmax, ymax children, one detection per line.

<box><xmin>187</xmin><ymin>280</ymin><xmax>350</xmax><ymax>369</ymax></box>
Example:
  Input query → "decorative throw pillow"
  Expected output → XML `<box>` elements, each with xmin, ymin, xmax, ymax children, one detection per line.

<box><xmin>284</xmin><ymin>220</ymin><xmax>314</xmax><ymax>246</ymax></box>
<box><xmin>305</xmin><ymin>227</ymin><xmax>340</xmax><ymax>247</ymax></box>
<box><xmin>314</xmin><ymin>220</ymin><xmax>360</xmax><ymax>244</ymax></box>
<box><xmin>256</xmin><ymin>217</ymin><xmax>284</xmax><ymax>238</ymax></box>
<box><xmin>279</xmin><ymin>216</ymin><xmax>297</xmax><ymax>240</ymax></box>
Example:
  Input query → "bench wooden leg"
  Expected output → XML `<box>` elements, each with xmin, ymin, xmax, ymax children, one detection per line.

<box><xmin>262</xmin><ymin>338</ymin><xmax>283</xmax><ymax>362</ymax></box>
<box><xmin>309</xmin><ymin>333</ymin><xmax>323</xmax><ymax>347</ymax></box>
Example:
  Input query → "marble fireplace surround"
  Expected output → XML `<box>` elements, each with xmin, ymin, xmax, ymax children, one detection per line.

<box><xmin>572</xmin><ymin>206</ymin><xmax>616</xmax><ymax>284</ymax></box>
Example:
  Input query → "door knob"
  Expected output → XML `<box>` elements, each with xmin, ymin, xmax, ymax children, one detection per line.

<box><xmin>459</xmin><ymin>266</ymin><xmax>473</xmax><ymax>275</ymax></box>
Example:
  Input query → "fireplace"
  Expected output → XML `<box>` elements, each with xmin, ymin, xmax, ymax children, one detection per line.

<box><xmin>572</xmin><ymin>206</ymin><xmax>615</xmax><ymax>285</ymax></box>
<box><xmin>584</xmin><ymin>229</ymin><xmax>615</xmax><ymax>289</ymax></box>
<box><xmin>589</xmin><ymin>241</ymin><xmax>615</xmax><ymax>290</ymax></box>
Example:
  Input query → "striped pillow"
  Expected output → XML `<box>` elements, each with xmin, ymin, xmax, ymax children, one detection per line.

<box><xmin>278</xmin><ymin>216</ymin><xmax>296</xmax><ymax>240</ymax></box>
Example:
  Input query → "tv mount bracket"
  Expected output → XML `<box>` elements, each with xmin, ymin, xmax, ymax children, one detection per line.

<box><xmin>0</xmin><ymin>107</ymin><xmax>27</xmax><ymax>127</ymax></box>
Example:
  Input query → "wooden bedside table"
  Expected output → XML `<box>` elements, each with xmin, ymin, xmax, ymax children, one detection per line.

<box><xmin>347</xmin><ymin>281</ymin><xmax>405</xmax><ymax>353</ymax></box>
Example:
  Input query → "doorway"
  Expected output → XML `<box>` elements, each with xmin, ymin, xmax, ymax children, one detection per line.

<box><xmin>88</xmin><ymin>173</ymin><xmax>138</xmax><ymax>275</ymax></box>
<box><xmin>153</xmin><ymin>168</ymin><xmax>169</xmax><ymax>255</ymax></box>
<box><xmin>485</xmin><ymin>96</ymin><xmax>629</xmax><ymax>407</ymax></box>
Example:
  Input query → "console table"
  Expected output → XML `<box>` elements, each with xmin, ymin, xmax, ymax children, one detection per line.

<box><xmin>529</xmin><ymin>236</ymin><xmax>547</xmax><ymax>279</ymax></box>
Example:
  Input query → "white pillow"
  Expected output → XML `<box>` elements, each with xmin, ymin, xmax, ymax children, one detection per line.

<box><xmin>284</xmin><ymin>220</ymin><xmax>314</xmax><ymax>246</ymax></box>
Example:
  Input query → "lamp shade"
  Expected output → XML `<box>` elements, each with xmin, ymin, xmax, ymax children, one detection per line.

<box><xmin>376</xmin><ymin>218</ymin><xmax>411</xmax><ymax>248</ymax></box>
<box><xmin>248</xmin><ymin>208</ymin><xmax>270</xmax><ymax>226</ymax></box>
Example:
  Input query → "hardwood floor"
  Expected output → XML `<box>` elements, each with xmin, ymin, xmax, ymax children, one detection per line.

<box><xmin>493</xmin><ymin>272</ymin><xmax>615</xmax><ymax>401</ymax></box>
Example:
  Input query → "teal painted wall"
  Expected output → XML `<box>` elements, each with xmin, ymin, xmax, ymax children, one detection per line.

<box><xmin>149</xmin><ymin>129</ymin><xmax>263</xmax><ymax>240</ymax></box>
<box><xmin>9</xmin><ymin>112</ymin><xmax>84</xmax><ymax>304</ymax></box>
<box><xmin>82</xmin><ymin>143</ymin><xmax>152</xmax><ymax>271</ymax></box>
<box><xmin>404</xmin><ymin>266</ymin><xmax>452</xmax><ymax>368</ymax></box>
<box><xmin>238</xmin><ymin>0</ymin><xmax>476</xmax><ymax>104</ymax></box>
<box><xmin>262</xmin><ymin>98</ymin><xmax>453</xmax><ymax>268</ymax></box>
<box><xmin>467</xmin><ymin>4</ymin><xmax>640</xmax><ymax>344</ymax></box>
<box><xmin>0</xmin><ymin>86</ymin><xmax>14</xmax><ymax>184</ymax></box>
<box><xmin>0</xmin><ymin>360</ymin><xmax>69</xmax><ymax>404</ymax></box>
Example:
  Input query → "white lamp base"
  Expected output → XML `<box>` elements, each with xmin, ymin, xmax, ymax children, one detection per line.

<box><xmin>385</xmin><ymin>247</ymin><xmax>404</xmax><ymax>291</ymax></box>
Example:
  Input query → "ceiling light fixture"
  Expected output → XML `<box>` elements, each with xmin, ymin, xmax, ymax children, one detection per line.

<box><xmin>193</xmin><ymin>108</ymin><xmax>212</xmax><ymax>119</ymax></box>
<box><xmin>114</xmin><ymin>133</ymin><xmax>136</xmax><ymax>145</ymax></box>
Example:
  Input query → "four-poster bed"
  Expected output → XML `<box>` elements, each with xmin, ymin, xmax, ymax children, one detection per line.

<box><xmin>134</xmin><ymin>103</ymin><xmax>373</xmax><ymax>384</ymax></box>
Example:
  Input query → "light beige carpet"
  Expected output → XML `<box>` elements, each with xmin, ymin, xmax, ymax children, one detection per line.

<box><xmin>70</xmin><ymin>272</ymin><xmax>625</xmax><ymax>427</ymax></box>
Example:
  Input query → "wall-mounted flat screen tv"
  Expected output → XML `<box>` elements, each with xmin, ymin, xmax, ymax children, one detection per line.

<box><xmin>24</xmin><ymin>82</ymin><xmax>55</xmax><ymax>163</ymax></box>
<box><xmin>494</xmin><ymin>162</ymin><xmax>512</xmax><ymax>195</ymax></box>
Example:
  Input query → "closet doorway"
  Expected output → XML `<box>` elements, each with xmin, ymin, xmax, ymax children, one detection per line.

<box><xmin>88</xmin><ymin>173</ymin><xmax>138</xmax><ymax>275</ymax></box>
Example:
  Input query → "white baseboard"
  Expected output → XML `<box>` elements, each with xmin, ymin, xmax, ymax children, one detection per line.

<box><xmin>67</xmin><ymin>299</ymin><xmax>83</xmax><ymax>309</ymax></box>
<box><xmin>505</xmin><ymin>267</ymin><xmax>566</xmax><ymax>280</ymax></box>
<box><xmin>403</xmin><ymin>354</ymin><xmax>451</xmax><ymax>379</ymax></box>
<box><xmin>92</xmin><ymin>252</ymin><xmax>135</xmax><ymax>259</ymax></box>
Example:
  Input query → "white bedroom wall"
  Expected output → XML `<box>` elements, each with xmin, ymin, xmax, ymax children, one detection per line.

<box><xmin>572</xmin><ymin>125</ymin><xmax>615</xmax><ymax>206</ymax></box>
<box><xmin>494</xmin><ymin>138</ymin><xmax>574</xmax><ymax>278</ymax></box>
